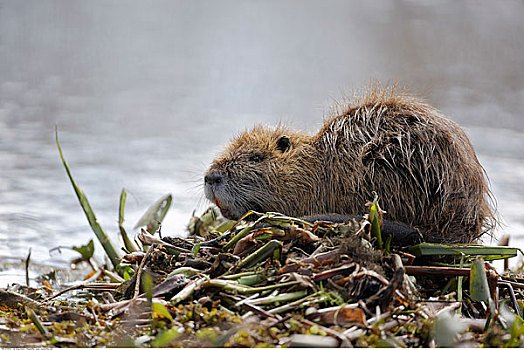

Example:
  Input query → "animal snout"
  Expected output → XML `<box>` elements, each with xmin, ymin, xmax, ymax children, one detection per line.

<box><xmin>204</xmin><ymin>171</ymin><xmax>224</xmax><ymax>185</ymax></box>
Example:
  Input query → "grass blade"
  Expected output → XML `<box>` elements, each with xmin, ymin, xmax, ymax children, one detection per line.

<box><xmin>457</xmin><ymin>254</ymin><xmax>465</xmax><ymax>315</ymax></box>
<box><xmin>25</xmin><ymin>306</ymin><xmax>48</xmax><ymax>336</ymax></box>
<box><xmin>25</xmin><ymin>248</ymin><xmax>31</xmax><ymax>287</ymax></box>
<box><xmin>55</xmin><ymin>127</ymin><xmax>121</xmax><ymax>269</ymax></box>
<box><xmin>409</xmin><ymin>243</ymin><xmax>518</xmax><ymax>261</ymax></box>
<box><xmin>119</xmin><ymin>189</ymin><xmax>138</xmax><ymax>252</ymax></box>
<box><xmin>249</xmin><ymin>290</ymin><xmax>308</xmax><ymax>305</ymax></box>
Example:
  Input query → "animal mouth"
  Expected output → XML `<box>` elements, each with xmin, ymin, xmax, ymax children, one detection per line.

<box><xmin>213</xmin><ymin>197</ymin><xmax>234</xmax><ymax>219</ymax></box>
<box><xmin>213</xmin><ymin>197</ymin><xmax>224</xmax><ymax>210</ymax></box>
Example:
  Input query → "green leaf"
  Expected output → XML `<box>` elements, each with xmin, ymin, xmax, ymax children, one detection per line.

<box><xmin>236</xmin><ymin>240</ymin><xmax>283</xmax><ymax>271</ymax></box>
<box><xmin>143</xmin><ymin>273</ymin><xmax>154</xmax><ymax>303</ymax></box>
<box><xmin>134</xmin><ymin>194</ymin><xmax>173</xmax><ymax>234</ymax></box>
<box><xmin>469</xmin><ymin>257</ymin><xmax>490</xmax><ymax>303</ymax></box>
<box><xmin>409</xmin><ymin>243</ymin><xmax>518</xmax><ymax>261</ymax></box>
<box><xmin>119</xmin><ymin>189</ymin><xmax>126</xmax><ymax>227</ymax></box>
<box><xmin>199</xmin><ymin>207</ymin><xmax>219</xmax><ymax>226</ymax></box>
<box><xmin>116</xmin><ymin>265</ymin><xmax>135</xmax><ymax>280</ymax></box>
<box><xmin>25</xmin><ymin>306</ymin><xmax>48</xmax><ymax>336</ymax></box>
<box><xmin>222</xmin><ymin>210</ymin><xmax>259</xmax><ymax>251</ymax></box>
<box><xmin>25</xmin><ymin>248</ymin><xmax>31</xmax><ymax>287</ymax></box>
<box><xmin>151</xmin><ymin>327</ymin><xmax>180</xmax><ymax>347</ymax></box>
<box><xmin>152</xmin><ymin>302</ymin><xmax>173</xmax><ymax>322</ymax></box>
<box><xmin>368</xmin><ymin>194</ymin><xmax>382</xmax><ymax>249</ymax></box>
<box><xmin>56</xmin><ymin>128</ymin><xmax>121</xmax><ymax>270</ymax></box>
<box><xmin>507</xmin><ymin>315</ymin><xmax>524</xmax><ymax>347</ymax></box>
<box><xmin>214</xmin><ymin>220</ymin><xmax>236</xmax><ymax>234</ymax></box>
<box><xmin>237</xmin><ymin>274</ymin><xmax>265</xmax><ymax>286</ymax></box>
<box><xmin>249</xmin><ymin>290</ymin><xmax>308</xmax><ymax>305</ymax></box>
<box><xmin>72</xmin><ymin>239</ymin><xmax>95</xmax><ymax>260</ymax></box>
<box><xmin>222</xmin><ymin>211</ymin><xmax>294</xmax><ymax>251</ymax></box>
<box><xmin>192</xmin><ymin>243</ymin><xmax>201</xmax><ymax>257</ymax></box>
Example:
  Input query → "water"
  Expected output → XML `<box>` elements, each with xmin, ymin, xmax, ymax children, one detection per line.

<box><xmin>1</xmin><ymin>0</ymin><xmax>523</xmax><ymax>284</ymax></box>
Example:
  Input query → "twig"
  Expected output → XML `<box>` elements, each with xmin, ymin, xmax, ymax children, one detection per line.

<box><xmin>488</xmin><ymin>270</ymin><xmax>499</xmax><ymax>308</ymax></box>
<box><xmin>137</xmin><ymin>229</ymin><xmax>192</xmax><ymax>253</ymax></box>
<box><xmin>84</xmin><ymin>268</ymin><xmax>103</xmax><ymax>282</ymax></box>
<box><xmin>82</xmin><ymin>283</ymin><xmax>121</xmax><ymax>289</ymax></box>
<box><xmin>405</xmin><ymin>265</ymin><xmax>471</xmax><ymax>276</ymax></box>
<box><xmin>170</xmin><ymin>275</ymin><xmax>208</xmax><ymax>304</ymax></box>
<box><xmin>379</xmin><ymin>317</ymin><xmax>407</xmax><ymax>332</ymax></box>
<box><xmin>101</xmin><ymin>267</ymin><xmax>125</xmax><ymax>283</ymax></box>
<box><xmin>234</xmin><ymin>293</ymin><xmax>261</xmax><ymax>307</ymax></box>
<box><xmin>391</xmin><ymin>254</ymin><xmax>417</xmax><ymax>302</ymax></box>
<box><xmin>267</xmin><ymin>314</ymin><xmax>292</xmax><ymax>328</ymax></box>
<box><xmin>498</xmin><ymin>280</ymin><xmax>522</xmax><ymax>318</ymax></box>
<box><xmin>46</xmin><ymin>281</ymin><xmax>119</xmax><ymax>301</ymax></box>
<box><xmin>343</xmin><ymin>325</ymin><xmax>363</xmax><ymax>341</ymax></box>
<box><xmin>0</xmin><ymin>289</ymin><xmax>42</xmax><ymax>309</ymax></box>
<box><xmin>98</xmin><ymin>299</ymin><xmax>132</xmax><ymax>312</ymax></box>
<box><xmin>45</xmin><ymin>284</ymin><xmax>86</xmax><ymax>301</ymax></box>
<box><xmin>241</xmin><ymin>302</ymin><xmax>281</xmax><ymax>321</ymax></box>
<box><xmin>103</xmin><ymin>297</ymin><xmax>167</xmax><ymax>319</ymax></box>
<box><xmin>300</xmin><ymin>319</ymin><xmax>349</xmax><ymax>346</ymax></box>
<box><xmin>278</xmin><ymin>248</ymin><xmax>341</xmax><ymax>274</ymax></box>
<box><xmin>134</xmin><ymin>243</ymin><xmax>157</xmax><ymax>299</ymax></box>
<box><xmin>499</xmin><ymin>279</ymin><xmax>524</xmax><ymax>289</ymax></box>
<box><xmin>204</xmin><ymin>279</ymin><xmax>299</xmax><ymax>295</ymax></box>
<box><xmin>313</xmin><ymin>264</ymin><xmax>358</xmax><ymax>282</ymax></box>
<box><xmin>200</xmin><ymin>231</ymin><xmax>234</xmax><ymax>247</ymax></box>
<box><xmin>268</xmin><ymin>292</ymin><xmax>328</xmax><ymax>314</ymax></box>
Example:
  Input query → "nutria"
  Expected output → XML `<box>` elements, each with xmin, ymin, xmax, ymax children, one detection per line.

<box><xmin>204</xmin><ymin>85</ymin><xmax>495</xmax><ymax>243</ymax></box>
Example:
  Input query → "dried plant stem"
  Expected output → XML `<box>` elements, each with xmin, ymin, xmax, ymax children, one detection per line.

<box><xmin>134</xmin><ymin>243</ymin><xmax>157</xmax><ymax>299</ymax></box>
<box><xmin>170</xmin><ymin>276</ymin><xmax>208</xmax><ymax>304</ymax></box>
<box><xmin>268</xmin><ymin>292</ymin><xmax>328</xmax><ymax>314</ymax></box>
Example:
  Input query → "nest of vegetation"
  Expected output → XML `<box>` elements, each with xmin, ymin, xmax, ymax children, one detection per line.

<box><xmin>1</xmin><ymin>204</ymin><xmax>523</xmax><ymax>348</ymax></box>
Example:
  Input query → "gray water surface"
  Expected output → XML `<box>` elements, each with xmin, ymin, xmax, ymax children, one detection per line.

<box><xmin>1</xmin><ymin>0</ymin><xmax>523</xmax><ymax>283</ymax></box>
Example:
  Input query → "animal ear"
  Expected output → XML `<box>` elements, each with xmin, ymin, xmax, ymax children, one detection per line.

<box><xmin>276</xmin><ymin>135</ymin><xmax>291</xmax><ymax>153</ymax></box>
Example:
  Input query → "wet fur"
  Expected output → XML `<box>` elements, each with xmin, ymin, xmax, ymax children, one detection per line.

<box><xmin>205</xmin><ymin>85</ymin><xmax>495</xmax><ymax>243</ymax></box>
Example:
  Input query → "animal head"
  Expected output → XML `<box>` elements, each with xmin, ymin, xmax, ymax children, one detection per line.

<box><xmin>204</xmin><ymin>125</ymin><xmax>313</xmax><ymax>219</ymax></box>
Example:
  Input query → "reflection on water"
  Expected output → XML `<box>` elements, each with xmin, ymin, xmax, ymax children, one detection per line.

<box><xmin>1</xmin><ymin>0</ymin><xmax>523</xmax><ymax>280</ymax></box>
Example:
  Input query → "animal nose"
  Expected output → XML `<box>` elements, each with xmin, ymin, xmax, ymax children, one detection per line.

<box><xmin>204</xmin><ymin>171</ymin><xmax>223</xmax><ymax>185</ymax></box>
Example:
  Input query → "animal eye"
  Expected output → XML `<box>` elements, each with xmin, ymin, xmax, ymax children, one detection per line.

<box><xmin>249</xmin><ymin>154</ymin><xmax>264</xmax><ymax>162</ymax></box>
<box><xmin>276</xmin><ymin>135</ymin><xmax>291</xmax><ymax>153</ymax></box>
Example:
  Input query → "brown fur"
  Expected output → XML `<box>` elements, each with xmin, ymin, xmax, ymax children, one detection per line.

<box><xmin>204</xmin><ymin>85</ymin><xmax>495</xmax><ymax>243</ymax></box>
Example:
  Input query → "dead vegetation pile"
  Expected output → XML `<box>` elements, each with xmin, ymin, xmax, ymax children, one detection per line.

<box><xmin>1</xmin><ymin>203</ymin><xmax>523</xmax><ymax>347</ymax></box>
